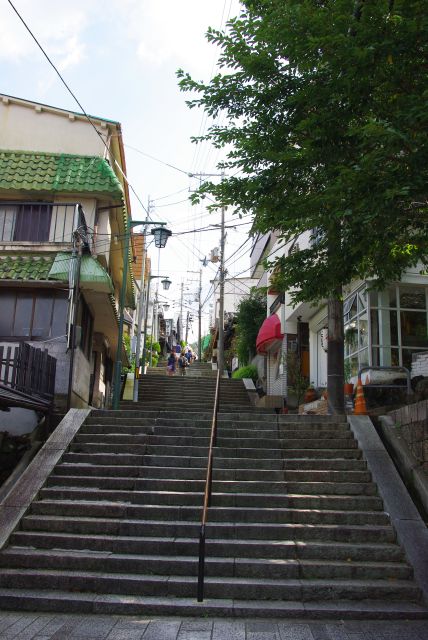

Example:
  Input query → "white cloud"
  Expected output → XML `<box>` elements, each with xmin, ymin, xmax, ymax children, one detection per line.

<box><xmin>0</xmin><ymin>0</ymin><xmax>90</xmax><ymax>69</ymax></box>
<box><xmin>111</xmin><ymin>0</ymin><xmax>237</xmax><ymax>76</ymax></box>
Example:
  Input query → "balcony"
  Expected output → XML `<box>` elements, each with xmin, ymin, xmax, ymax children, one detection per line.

<box><xmin>0</xmin><ymin>202</ymin><xmax>82</xmax><ymax>244</ymax></box>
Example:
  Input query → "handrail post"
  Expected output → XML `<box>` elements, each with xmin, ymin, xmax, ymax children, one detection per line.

<box><xmin>197</xmin><ymin>524</ymin><xmax>206</xmax><ymax>602</ymax></box>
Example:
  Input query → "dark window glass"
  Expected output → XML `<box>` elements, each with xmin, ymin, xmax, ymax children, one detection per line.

<box><xmin>13</xmin><ymin>204</ymin><xmax>52</xmax><ymax>242</ymax></box>
<box><xmin>390</xmin><ymin>310</ymin><xmax>398</xmax><ymax>345</ymax></box>
<box><xmin>370</xmin><ymin>310</ymin><xmax>379</xmax><ymax>344</ymax></box>
<box><xmin>402</xmin><ymin>348</ymin><xmax>424</xmax><ymax>371</ymax></box>
<box><xmin>79</xmin><ymin>298</ymin><xmax>93</xmax><ymax>359</ymax></box>
<box><xmin>52</xmin><ymin>296</ymin><xmax>68</xmax><ymax>338</ymax></box>
<box><xmin>32</xmin><ymin>293</ymin><xmax>53</xmax><ymax>337</ymax></box>
<box><xmin>400</xmin><ymin>311</ymin><xmax>428</xmax><ymax>348</ymax></box>
<box><xmin>13</xmin><ymin>293</ymin><xmax>33</xmax><ymax>336</ymax></box>
<box><xmin>0</xmin><ymin>293</ymin><xmax>15</xmax><ymax>335</ymax></box>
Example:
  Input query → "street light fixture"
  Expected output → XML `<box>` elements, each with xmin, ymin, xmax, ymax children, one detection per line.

<box><xmin>152</xmin><ymin>226</ymin><xmax>172</xmax><ymax>248</ymax></box>
<box><xmin>161</xmin><ymin>277</ymin><xmax>172</xmax><ymax>290</ymax></box>
<box><xmin>112</xmin><ymin>218</ymin><xmax>171</xmax><ymax>409</ymax></box>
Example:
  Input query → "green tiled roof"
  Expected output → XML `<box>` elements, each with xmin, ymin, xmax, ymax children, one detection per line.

<box><xmin>0</xmin><ymin>150</ymin><xmax>123</xmax><ymax>197</ymax></box>
<box><xmin>0</xmin><ymin>254</ymin><xmax>55</xmax><ymax>280</ymax></box>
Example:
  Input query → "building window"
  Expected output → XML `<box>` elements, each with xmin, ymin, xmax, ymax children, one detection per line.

<box><xmin>78</xmin><ymin>297</ymin><xmax>94</xmax><ymax>359</ymax></box>
<box><xmin>344</xmin><ymin>287</ymin><xmax>369</xmax><ymax>377</ymax></box>
<box><xmin>0</xmin><ymin>289</ymin><xmax>67</xmax><ymax>340</ymax></box>
<box><xmin>345</xmin><ymin>284</ymin><xmax>428</xmax><ymax>375</ymax></box>
<box><xmin>0</xmin><ymin>204</ymin><xmax>52</xmax><ymax>242</ymax></box>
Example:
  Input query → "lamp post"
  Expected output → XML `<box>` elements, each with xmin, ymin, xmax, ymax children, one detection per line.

<box><xmin>112</xmin><ymin>217</ymin><xmax>171</xmax><ymax>410</ymax></box>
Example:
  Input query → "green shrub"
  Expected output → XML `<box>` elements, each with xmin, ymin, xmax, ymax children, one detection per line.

<box><xmin>232</xmin><ymin>364</ymin><xmax>258</xmax><ymax>382</ymax></box>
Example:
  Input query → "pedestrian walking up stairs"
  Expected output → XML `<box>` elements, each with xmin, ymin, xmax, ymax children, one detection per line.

<box><xmin>0</xmin><ymin>373</ymin><xmax>426</xmax><ymax>618</ymax></box>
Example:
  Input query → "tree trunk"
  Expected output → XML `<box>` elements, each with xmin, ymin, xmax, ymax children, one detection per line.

<box><xmin>327</xmin><ymin>290</ymin><xmax>345</xmax><ymax>415</ymax></box>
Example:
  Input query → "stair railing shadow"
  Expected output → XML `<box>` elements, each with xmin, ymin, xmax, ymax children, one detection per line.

<box><xmin>197</xmin><ymin>367</ymin><xmax>221</xmax><ymax>602</ymax></box>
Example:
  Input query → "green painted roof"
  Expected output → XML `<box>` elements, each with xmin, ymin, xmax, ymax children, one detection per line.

<box><xmin>0</xmin><ymin>150</ymin><xmax>123</xmax><ymax>197</ymax></box>
<box><xmin>0</xmin><ymin>254</ymin><xmax>55</xmax><ymax>280</ymax></box>
<box><xmin>48</xmin><ymin>252</ymin><xmax>114</xmax><ymax>292</ymax></box>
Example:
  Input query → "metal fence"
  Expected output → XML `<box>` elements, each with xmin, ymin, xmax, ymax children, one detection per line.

<box><xmin>0</xmin><ymin>343</ymin><xmax>56</xmax><ymax>401</ymax></box>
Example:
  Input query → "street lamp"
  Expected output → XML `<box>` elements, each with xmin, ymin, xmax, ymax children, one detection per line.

<box><xmin>152</xmin><ymin>226</ymin><xmax>172</xmax><ymax>248</ymax></box>
<box><xmin>161</xmin><ymin>277</ymin><xmax>172</xmax><ymax>290</ymax></box>
<box><xmin>112</xmin><ymin>217</ymin><xmax>171</xmax><ymax>409</ymax></box>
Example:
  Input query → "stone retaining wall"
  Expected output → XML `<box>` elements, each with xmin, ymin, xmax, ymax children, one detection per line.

<box><xmin>388</xmin><ymin>401</ymin><xmax>428</xmax><ymax>472</ymax></box>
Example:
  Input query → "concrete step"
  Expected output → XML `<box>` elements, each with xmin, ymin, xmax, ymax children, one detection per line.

<box><xmin>30</xmin><ymin>500</ymin><xmax>390</xmax><ymax>525</ymax></box>
<box><xmin>140</xmin><ymin>454</ymin><xmax>366</xmax><ymax>471</ymax></box>
<box><xmin>0</xmin><ymin>588</ymin><xmax>425</xmax><ymax>618</ymax></box>
<box><xmin>53</xmin><ymin>463</ymin><xmax>371</xmax><ymax>484</ymax></box>
<box><xmin>0</xmin><ymin>548</ymin><xmax>413</xmax><ymax>581</ymax></box>
<box><xmin>0</xmin><ymin>568</ymin><xmax>420</xmax><ymax>602</ymax></box>
<box><xmin>16</xmin><ymin>516</ymin><xmax>396</xmax><ymax>543</ymax></box>
<box><xmin>46</xmin><ymin>474</ymin><xmax>377</xmax><ymax>496</ymax></box>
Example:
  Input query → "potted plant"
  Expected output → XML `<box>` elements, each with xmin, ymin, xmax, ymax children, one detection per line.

<box><xmin>344</xmin><ymin>360</ymin><xmax>354</xmax><ymax>395</ymax></box>
<box><xmin>344</xmin><ymin>326</ymin><xmax>358</xmax><ymax>351</ymax></box>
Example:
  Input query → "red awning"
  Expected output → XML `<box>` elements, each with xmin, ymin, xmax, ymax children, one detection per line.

<box><xmin>256</xmin><ymin>314</ymin><xmax>284</xmax><ymax>354</ymax></box>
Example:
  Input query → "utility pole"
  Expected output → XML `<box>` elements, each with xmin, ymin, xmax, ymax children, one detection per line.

<box><xmin>191</xmin><ymin>171</ymin><xmax>226</xmax><ymax>371</ymax></box>
<box><xmin>66</xmin><ymin>205</ymin><xmax>84</xmax><ymax>411</ymax></box>
<box><xmin>179</xmin><ymin>281</ymin><xmax>184</xmax><ymax>344</ymax></box>
<box><xmin>217</xmin><ymin>194</ymin><xmax>226</xmax><ymax>376</ymax></box>
<box><xmin>198</xmin><ymin>267</ymin><xmax>202</xmax><ymax>360</ymax></box>
<box><xmin>133</xmin><ymin>198</ymin><xmax>151</xmax><ymax>403</ymax></box>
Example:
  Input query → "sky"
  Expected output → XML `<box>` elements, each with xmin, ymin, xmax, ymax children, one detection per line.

<box><xmin>0</xmin><ymin>0</ymin><xmax>254</xmax><ymax>343</ymax></box>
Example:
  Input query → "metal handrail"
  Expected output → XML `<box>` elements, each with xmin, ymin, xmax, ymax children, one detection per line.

<box><xmin>197</xmin><ymin>367</ymin><xmax>221</xmax><ymax>602</ymax></box>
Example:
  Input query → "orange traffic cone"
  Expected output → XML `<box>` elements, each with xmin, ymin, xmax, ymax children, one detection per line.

<box><xmin>353</xmin><ymin>377</ymin><xmax>367</xmax><ymax>415</ymax></box>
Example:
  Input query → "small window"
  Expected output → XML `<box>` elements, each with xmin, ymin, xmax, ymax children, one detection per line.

<box><xmin>79</xmin><ymin>297</ymin><xmax>93</xmax><ymax>359</ymax></box>
<box><xmin>14</xmin><ymin>293</ymin><xmax>33</xmax><ymax>337</ymax></box>
<box><xmin>51</xmin><ymin>297</ymin><xmax>68</xmax><ymax>338</ymax></box>
<box><xmin>33</xmin><ymin>293</ymin><xmax>54</xmax><ymax>337</ymax></box>
<box><xmin>0</xmin><ymin>293</ymin><xmax>15</xmax><ymax>335</ymax></box>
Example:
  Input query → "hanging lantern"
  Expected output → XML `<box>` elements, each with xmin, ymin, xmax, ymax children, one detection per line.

<box><xmin>152</xmin><ymin>226</ymin><xmax>172</xmax><ymax>248</ymax></box>
<box><xmin>161</xmin><ymin>277</ymin><xmax>172</xmax><ymax>290</ymax></box>
<box><xmin>163</xmin><ymin>303</ymin><xmax>170</xmax><ymax>311</ymax></box>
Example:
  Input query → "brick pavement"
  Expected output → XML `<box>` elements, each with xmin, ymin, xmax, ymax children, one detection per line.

<box><xmin>0</xmin><ymin>613</ymin><xmax>427</xmax><ymax>640</ymax></box>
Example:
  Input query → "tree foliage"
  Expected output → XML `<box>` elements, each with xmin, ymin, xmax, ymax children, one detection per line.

<box><xmin>178</xmin><ymin>0</ymin><xmax>428</xmax><ymax>303</ymax></box>
<box><xmin>235</xmin><ymin>288</ymin><xmax>266</xmax><ymax>364</ymax></box>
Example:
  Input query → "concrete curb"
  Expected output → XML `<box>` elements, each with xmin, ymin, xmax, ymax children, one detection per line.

<box><xmin>0</xmin><ymin>408</ymin><xmax>90</xmax><ymax>550</ymax></box>
<box><xmin>348</xmin><ymin>415</ymin><xmax>428</xmax><ymax>606</ymax></box>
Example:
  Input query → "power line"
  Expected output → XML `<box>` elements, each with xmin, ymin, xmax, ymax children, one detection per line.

<box><xmin>6</xmin><ymin>0</ymin><xmax>152</xmax><ymax>220</ymax></box>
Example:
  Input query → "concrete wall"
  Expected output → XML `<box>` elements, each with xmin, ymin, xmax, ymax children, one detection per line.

<box><xmin>0</xmin><ymin>98</ymin><xmax>107</xmax><ymax>157</ymax></box>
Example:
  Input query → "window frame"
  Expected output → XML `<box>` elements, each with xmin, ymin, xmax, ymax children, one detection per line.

<box><xmin>0</xmin><ymin>288</ymin><xmax>68</xmax><ymax>341</ymax></box>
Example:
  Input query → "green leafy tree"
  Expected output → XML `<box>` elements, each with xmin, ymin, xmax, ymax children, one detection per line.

<box><xmin>235</xmin><ymin>289</ymin><xmax>266</xmax><ymax>365</ymax></box>
<box><xmin>179</xmin><ymin>0</ymin><xmax>428</xmax><ymax>412</ymax></box>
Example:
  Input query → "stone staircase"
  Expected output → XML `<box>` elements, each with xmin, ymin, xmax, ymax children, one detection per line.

<box><xmin>0</xmin><ymin>373</ymin><xmax>426</xmax><ymax>617</ymax></box>
<box><xmin>146</xmin><ymin>360</ymin><xmax>218</xmax><ymax>378</ymax></box>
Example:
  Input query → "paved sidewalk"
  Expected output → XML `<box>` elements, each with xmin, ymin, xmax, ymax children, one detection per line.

<box><xmin>0</xmin><ymin>613</ymin><xmax>427</xmax><ymax>640</ymax></box>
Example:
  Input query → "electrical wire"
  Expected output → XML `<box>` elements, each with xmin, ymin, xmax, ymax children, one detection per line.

<box><xmin>6</xmin><ymin>0</ymin><xmax>154</xmax><ymax>220</ymax></box>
